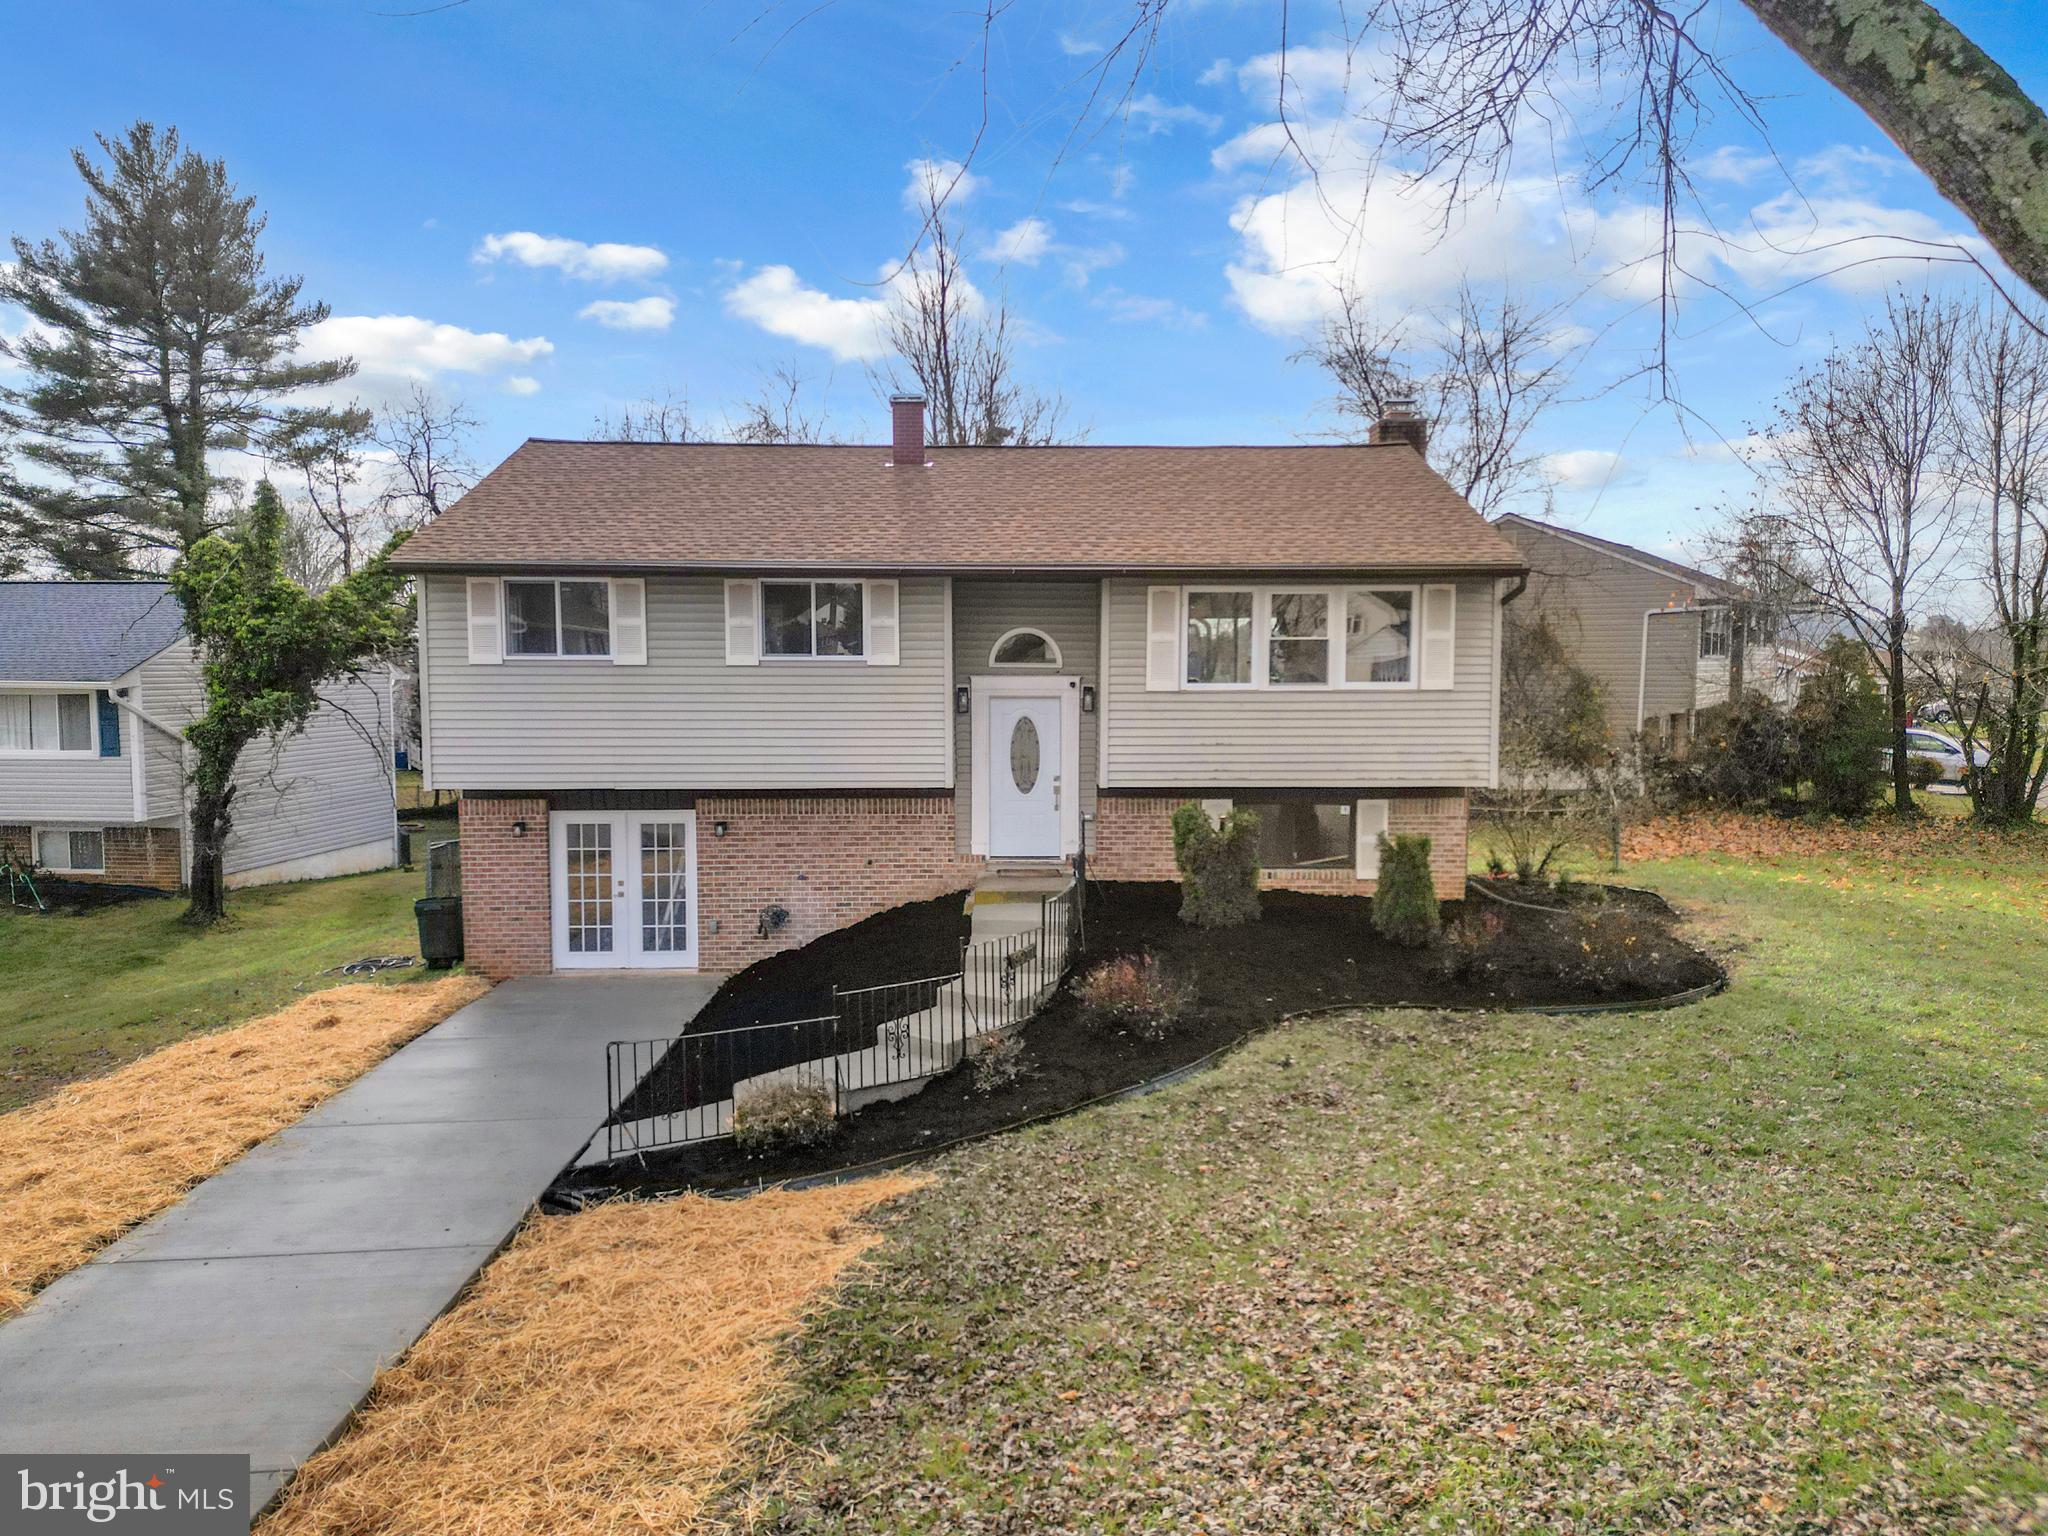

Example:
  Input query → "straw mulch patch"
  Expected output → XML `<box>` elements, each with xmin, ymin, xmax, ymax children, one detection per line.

<box><xmin>258</xmin><ymin>1176</ymin><xmax>925</xmax><ymax>1536</ymax></box>
<box><xmin>0</xmin><ymin>974</ymin><xmax>488</xmax><ymax>1315</ymax></box>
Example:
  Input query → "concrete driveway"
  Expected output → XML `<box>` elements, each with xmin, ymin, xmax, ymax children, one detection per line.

<box><xmin>0</xmin><ymin>973</ymin><xmax>717</xmax><ymax>1513</ymax></box>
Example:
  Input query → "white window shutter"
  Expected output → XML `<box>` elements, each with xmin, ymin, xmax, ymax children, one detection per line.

<box><xmin>1145</xmin><ymin>586</ymin><xmax>1181</xmax><ymax>691</ymax></box>
<box><xmin>465</xmin><ymin>578</ymin><xmax>502</xmax><ymax>665</ymax></box>
<box><xmin>610</xmin><ymin>578</ymin><xmax>647</xmax><ymax>665</ymax></box>
<box><xmin>724</xmin><ymin>580</ymin><xmax>759</xmax><ymax>666</ymax></box>
<box><xmin>1419</xmin><ymin>583</ymin><xmax>1457</xmax><ymax>690</ymax></box>
<box><xmin>1354</xmin><ymin>799</ymin><xmax>1390</xmax><ymax>878</ymax></box>
<box><xmin>865</xmin><ymin>579</ymin><xmax>901</xmax><ymax>665</ymax></box>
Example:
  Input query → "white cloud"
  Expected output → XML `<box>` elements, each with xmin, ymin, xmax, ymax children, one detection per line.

<box><xmin>1057</xmin><ymin>29</ymin><xmax>1100</xmax><ymax>56</ymax></box>
<box><xmin>300</xmin><ymin>314</ymin><xmax>554</xmax><ymax>380</ymax></box>
<box><xmin>982</xmin><ymin>217</ymin><xmax>1054</xmax><ymax>266</ymax></box>
<box><xmin>579</xmin><ymin>295</ymin><xmax>676</xmax><ymax>331</ymax></box>
<box><xmin>1227</xmin><ymin>44</ymin><xmax>1374</xmax><ymax>112</ymax></box>
<box><xmin>474</xmin><ymin>230</ymin><xmax>669</xmax><ymax>283</ymax></box>
<box><xmin>502</xmin><ymin>375</ymin><xmax>542</xmax><ymax>396</ymax></box>
<box><xmin>1543</xmin><ymin>449</ymin><xmax>1624</xmax><ymax>491</ymax></box>
<box><xmin>1094</xmin><ymin>288</ymin><xmax>1208</xmax><ymax>329</ymax></box>
<box><xmin>1061</xmin><ymin>241</ymin><xmax>1126</xmax><ymax>287</ymax></box>
<box><xmin>1714</xmin><ymin>191</ymin><xmax>1989</xmax><ymax>294</ymax></box>
<box><xmin>724</xmin><ymin>265</ymin><xmax>893</xmax><ymax>362</ymax></box>
<box><xmin>1123</xmin><ymin>94</ymin><xmax>1222</xmax><ymax>135</ymax></box>
<box><xmin>1698</xmin><ymin>145</ymin><xmax>1777</xmax><ymax>186</ymax></box>
<box><xmin>1198</xmin><ymin>57</ymin><xmax>1234</xmax><ymax>88</ymax></box>
<box><xmin>902</xmin><ymin>158</ymin><xmax>984</xmax><ymax>212</ymax></box>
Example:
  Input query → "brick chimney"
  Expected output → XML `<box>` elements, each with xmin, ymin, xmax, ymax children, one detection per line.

<box><xmin>1369</xmin><ymin>397</ymin><xmax>1429</xmax><ymax>458</ymax></box>
<box><xmin>888</xmin><ymin>394</ymin><xmax>928</xmax><ymax>467</ymax></box>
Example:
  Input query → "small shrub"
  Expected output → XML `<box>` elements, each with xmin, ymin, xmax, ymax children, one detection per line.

<box><xmin>970</xmin><ymin>1027</ymin><xmax>1030</xmax><ymax>1093</ymax></box>
<box><xmin>1794</xmin><ymin>639</ymin><xmax>1891</xmax><ymax>817</ymax></box>
<box><xmin>731</xmin><ymin>1078</ymin><xmax>837</xmax><ymax>1152</ymax></box>
<box><xmin>1906</xmin><ymin>754</ymin><xmax>1944</xmax><ymax>790</ymax></box>
<box><xmin>1435</xmin><ymin>906</ymin><xmax>1506</xmax><ymax>979</ymax></box>
<box><xmin>1075</xmin><ymin>952</ymin><xmax>1191</xmax><ymax>1041</ymax></box>
<box><xmin>1558</xmin><ymin>909</ymin><xmax>1667</xmax><ymax>995</ymax></box>
<box><xmin>1371</xmin><ymin>834</ymin><xmax>1440</xmax><ymax>947</ymax></box>
<box><xmin>1169</xmin><ymin>802</ymin><xmax>1262</xmax><ymax>928</ymax></box>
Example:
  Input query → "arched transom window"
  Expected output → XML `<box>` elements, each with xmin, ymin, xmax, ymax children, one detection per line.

<box><xmin>989</xmin><ymin>627</ymin><xmax>1062</xmax><ymax>669</ymax></box>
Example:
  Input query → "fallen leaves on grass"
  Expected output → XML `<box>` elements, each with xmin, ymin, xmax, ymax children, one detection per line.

<box><xmin>0</xmin><ymin>975</ymin><xmax>487</xmax><ymax>1315</ymax></box>
<box><xmin>260</xmin><ymin>1176</ymin><xmax>924</xmax><ymax>1536</ymax></box>
<box><xmin>1622</xmin><ymin>811</ymin><xmax>1992</xmax><ymax>865</ymax></box>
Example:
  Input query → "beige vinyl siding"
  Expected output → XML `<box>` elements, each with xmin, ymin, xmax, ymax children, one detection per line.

<box><xmin>422</xmin><ymin>574</ymin><xmax>951</xmax><ymax>789</ymax></box>
<box><xmin>1502</xmin><ymin>522</ymin><xmax>1698</xmax><ymax>742</ymax></box>
<box><xmin>136</xmin><ymin>642</ymin><xmax>200</xmax><ymax>823</ymax></box>
<box><xmin>0</xmin><ymin>749</ymin><xmax>133</xmax><ymax>824</ymax></box>
<box><xmin>1100</xmin><ymin>578</ymin><xmax>1499</xmax><ymax>787</ymax></box>
<box><xmin>950</xmin><ymin>580</ymin><xmax>1101</xmax><ymax>853</ymax></box>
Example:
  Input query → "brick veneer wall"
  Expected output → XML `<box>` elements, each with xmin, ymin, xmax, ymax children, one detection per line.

<box><xmin>697</xmin><ymin>794</ymin><xmax>979</xmax><ymax>972</ymax></box>
<box><xmin>459</xmin><ymin>796</ymin><xmax>551</xmax><ymax>979</ymax></box>
<box><xmin>1092</xmin><ymin>793</ymin><xmax>1470</xmax><ymax>899</ymax></box>
<box><xmin>0</xmin><ymin>821</ymin><xmax>182</xmax><ymax>891</ymax></box>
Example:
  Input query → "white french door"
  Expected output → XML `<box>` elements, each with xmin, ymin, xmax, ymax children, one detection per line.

<box><xmin>550</xmin><ymin>811</ymin><xmax>699</xmax><ymax>970</ymax></box>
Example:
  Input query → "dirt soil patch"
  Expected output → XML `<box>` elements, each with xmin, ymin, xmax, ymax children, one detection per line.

<box><xmin>577</xmin><ymin>881</ymin><xmax>1717</xmax><ymax>1194</ymax></box>
<box><xmin>7</xmin><ymin>877</ymin><xmax>167</xmax><ymax>915</ymax></box>
<box><xmin>0</xmin><ymin>973</ymin><xmax>487</xmax><ymax>1316</ymax></box>
<box><xmin>258</xmin><ymin>1176</ymin><xmax>921</xmax><ymax>1536</ymax></box>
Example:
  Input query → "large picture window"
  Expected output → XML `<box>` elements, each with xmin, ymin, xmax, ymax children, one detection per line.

<box><xmin>504</xmin><ymin>579</ymin><xmax>611</xmax><ymax>658</ymax></box>
<box><xmin>0</xmin><ymin>691</ymin><xmax>94</xmax><ymax>753</ymax></box>
<box><xmin>1237</xmin><ymin>799</ymin><xmax>1354</xmax><ymax>869</ymax></box>
<box><xmin>1185</xmin><ymin>589</ymin><xmax>1254</xmax><ymax>686</ymax></box>
<box><xmin>762</xmin><ymin>580</ymin><xmax>865</xmax><ymax>658</ymax></box>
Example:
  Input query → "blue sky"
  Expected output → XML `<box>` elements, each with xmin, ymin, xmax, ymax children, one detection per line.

<box><xmin>3</xmin><ymin>0</ymin><xmax>2041</xmax><ymax>561</ymax></box>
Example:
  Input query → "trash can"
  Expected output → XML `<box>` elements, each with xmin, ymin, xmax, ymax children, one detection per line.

<box><xmin>415</xmin><ymin>895</ymin><xmax>464</xmax><ymax>969</ymax></box>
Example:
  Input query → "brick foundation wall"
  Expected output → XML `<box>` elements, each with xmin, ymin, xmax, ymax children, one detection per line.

<box><xmin>697</xmin><ymin>795</ymin><xmax>979</xmax><ymax>972</ymax></box>
<box><xmin>1092</xmin><ymin>793</ymin><xmax>1470</xmax><ymax>900</ymax></box>
<box><xmin>459</xmin><ymin>796</ymin><xmax>551</xmax><ymax>979</ymax></box>
<box><xmin>0</xmin><ymin>821</ymin><xmax>182</xmax><ymax>891</ymax></box>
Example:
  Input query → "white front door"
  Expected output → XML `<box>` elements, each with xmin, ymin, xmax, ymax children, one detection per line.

<box><xmin>551</xmin><ymin>811</ymin><xmax>698</xmax><ymax>969</ymax></box>
<box><xmin>988</xmin><ymin>696</ymin><xmax>1063</xmax><ymax>858</ymax></box>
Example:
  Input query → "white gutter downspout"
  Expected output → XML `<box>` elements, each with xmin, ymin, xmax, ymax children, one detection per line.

<box><xmin>1636</xmin><ymin>605</ymin><xmax>1703</xmax><ymax>734</ymax></box>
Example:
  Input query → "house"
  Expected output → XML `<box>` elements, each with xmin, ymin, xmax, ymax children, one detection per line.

<box><xmin>1493</xmin><ymin>514</ymin><xmax>1748</xmax><ymax>748</ymax></box>
<box><xmin>0</xmin><ymin>581</ymin><xmax>399</xmax><ymax>891</ymax></box>
<box><xmin>390</xmin><ymin>397</ymin><xmax>1529</xmax><ymax>979</ymax></box>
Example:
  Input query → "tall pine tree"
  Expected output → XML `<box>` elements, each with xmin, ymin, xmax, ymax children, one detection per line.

<box><xmin>0</xmin><ymin>122</ymin><xmax>354</xmax><ymax>575</ymax></box>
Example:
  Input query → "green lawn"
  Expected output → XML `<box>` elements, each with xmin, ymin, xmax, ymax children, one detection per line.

<box><xmin>0</xmin><ymin>867</ymin><xmax>437</xmax><ymax>1110</ymax></box>
<box><xmin>732</xmin><ymin>827</ymin><xmax>2048</xmax><ymax>1532</ymax></box>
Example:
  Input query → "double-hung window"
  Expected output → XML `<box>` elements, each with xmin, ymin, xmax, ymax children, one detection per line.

<box><xmin>37</xmin><ymin>828</ymin><xmax>105</xmax><ymax>873</ymax></box>
<box><xmin>0</xmin><ymin>691</ymin><xmax>95</xmax><ymax>753</ymax></box>
<box><xmin>762</xmin><ymin>580</ymin><xmax>865</xmax><ymax>659</ymax></box>
<box><xmin>1178</xmin><ymin>587</ymin><xmax>1418</xmax><ymax>690</ymax></box>
<box><xmin>1700</xmin><ymin>606</ymin><xmax>1732</xmax><ymax>659</ymax></box>
<box><xmin>504</xmin><ymin>579</ymin><xmax>612</xmax><ymax>658</ymax></box>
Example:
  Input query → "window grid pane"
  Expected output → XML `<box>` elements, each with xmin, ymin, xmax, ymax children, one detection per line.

<box><xmin>761</xmin><ymin>583</ymin><xmax>814</xmax><ymax>656</ymax></box>
<box><xmin>69</xmin><ymin>830</ymin><xmax>105</xmax><ymax>872</ymax></box>
<box><xmin>565</xmin><ymin>822</ymin><xmax>614</xmax><ymax>953</ymax></box>
<box><xmin>813</xmin><ymin>582</ymin><xmax>865</xmax><ymax>657</ymax></box>
<box><xmin>1345</xmin><ymin>589</ymin><xmax>1413</xmax><ymax>684</ymax></box>
<box><xmin>57</xmin><ymin>693</ymin><xmax>93</xmax><ymax>751</ymax></box>
<box><xmin>1268</xmin><ymin>592</ymin><xmax>1329</xmax><ymax>685</ymax></box>
<box><xmin>1186</xmin><ymin>591</ymin><xmax>1253</xmax><ymax>685</ymax></box>
<box><xmin>504</xmin><ymin>581</ymin><xmax>560</xmax><ymax>656</ymax></box>
<box><xmin>638</xmin><ymin>821</ymin><xmax>690</xmax><ymax>953</ymax></box>
<box><xmin>0</xmin><ymin>694</ymin><xmax>31</xmax><ymax>751</ymax></box>
<box><xmin>1240</xmin><ymin>799</ymin><xmax>1353</xmax><ymax>869</ymax></box>
<box><xmin>558</xmin><ymin>581</ymin><xmax>612</xmax><ymax>656</ymax></box>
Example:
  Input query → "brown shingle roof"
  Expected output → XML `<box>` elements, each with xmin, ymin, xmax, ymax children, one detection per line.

<box><xmin>390</xmin><ymin>439</ymin><xmax>1529</xmax><ymax>576</ymax></box>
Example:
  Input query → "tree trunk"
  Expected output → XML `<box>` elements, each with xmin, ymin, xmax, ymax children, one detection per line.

<box><xmin>1740</xmin><ymin>0</ymin><xmax>2048</xmax><ymax>301</ymax></box>
<box><xmin>1729</xmin><ymin>608</ymin><xmax>1748</xmax><ymax>704</ymax></box>
<box><xmin>182</xmin><ymin>778</ymin><xmax>235</xmax><ymax>926</ymax></box>
<box><xmin>1887</xmin><ymin>642</ymin><xmax>1916</xmax><ymax>818</ymax></box>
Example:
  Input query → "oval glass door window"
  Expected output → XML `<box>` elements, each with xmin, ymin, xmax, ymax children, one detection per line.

<box><xmin>1009</xmin><ymin>715</ymin><xmax>1042</xmax><ymax>794</ymax></box>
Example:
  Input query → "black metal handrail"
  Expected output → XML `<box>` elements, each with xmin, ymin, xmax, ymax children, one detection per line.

<box><xmin>604</xmin><ymin>878</ymin><xmax>1083</xmax><ymax>1156</ymax></box>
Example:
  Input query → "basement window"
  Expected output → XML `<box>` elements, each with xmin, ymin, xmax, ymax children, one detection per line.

<box><xmin>37</xmin><ymin>827</ymin><xmax>105</xmax><ymax>874</ymax></box>
<box><xmin>1236</xmin><ymin>799</ymin><xmax>1354</xmax><ymax>870</ymax></box>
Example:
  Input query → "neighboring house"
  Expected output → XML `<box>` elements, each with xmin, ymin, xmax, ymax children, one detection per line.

<box><xmin>1494</xmin><ymin>514</ymin><xmax>1745</xmax><ymax>748</ymax></box>
<box><xmin>392</xmin><ymin>398</ymin><xmax>1528</xmax><ymax>979</ymax></box>
<box><xmin>0</xmin><ymin>581</ymin><xmax>399</xmax><ymax>891</ymax></box>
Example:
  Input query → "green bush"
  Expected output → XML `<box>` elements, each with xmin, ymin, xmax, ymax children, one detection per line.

<box><xmin>1372</xmin><ymin>833</ymin><xmax>1440</xmax><ymax>947</ymax></box>
<box><xmin>1169</xmin><ymin>802</ymin><xmax>1262</xmax><ymax>928</ymax></box>
<box><xmin>1793</xmin><ymin>639</ymin><xmax>1891</xmax><ymax>818</ymax></box>
<box><xmin>731</xmin><ymin>1077</ymin><xmax>837</xmax><ymax>1152</ymax></box>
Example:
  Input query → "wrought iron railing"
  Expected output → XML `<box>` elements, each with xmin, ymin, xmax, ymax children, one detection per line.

<box><xmin>603</xmin><ymin>877</ymin><xmax>1082</xmax><ymax>1158</ymax></box>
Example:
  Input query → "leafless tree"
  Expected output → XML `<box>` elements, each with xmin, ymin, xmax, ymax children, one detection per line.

<box><xmin>1912</xmin><ymin>304</ymin><xmax>2048</xmax><ymax>823</ymax></box>
<box><xmin>881</xmin><ymin>175</ymin><xmax>1076</xmax><ymax>448</ymax></box>
<box><xmin>1693</xmin><ymin>509</ymin><xmax>1821</xmax><ymax>703</ymax></box>
<box><xmin>1298</xmin><ymin>281</ymin><xmax>1575</xmax><ymax>517</ymax></box>
<box><xmin>593</xmin><ymin>388</ymin><xmax>701</xmax><ymax>444</ymax></box>
<box><xmin>729</xmin><ymin>363</ymin><xmax>835</xmax><ymax>445</ymax></box>
<box><xmin>1747</xmin><ymin>291</ymin><xmax>1966</xmax><ymax>816</ymax></box>
<box><xmin>373</xmin><ymin>384</ymin><xmax>478</xmax><ymax>526</ymax></box>
<box><xmin>271</xmin><ymin>404</ymin><xmax>378</xmax><ymax>577</ymax></box>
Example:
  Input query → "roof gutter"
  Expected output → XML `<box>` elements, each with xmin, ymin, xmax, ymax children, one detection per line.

<box><xmin>388</xmin><ymin>558</ymin><xmax>1534</xmax><ymax>581</ymax></box>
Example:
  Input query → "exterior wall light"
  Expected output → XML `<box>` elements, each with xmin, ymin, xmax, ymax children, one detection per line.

<box><xmin>955</xmin><ymin>684</ymin><xmax>971</xmax><ymax>715</ymax></box>
<box><xmin>713</xmin><ymin>820</ymin><xmax>729</xmax><ymax>838</ymax></box>
<box><xmin>1081</xmin><ymin>685</ymin><xmax>1097</xmax><ymax>714</ymax></box>
<box><xmin>510</xmin><ymin>819</ymin><xmax>528</xmax><ymax>838</ymax></box>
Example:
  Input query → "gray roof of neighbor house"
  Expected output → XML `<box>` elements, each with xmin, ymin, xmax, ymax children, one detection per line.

<box><xmin>1494</xmin><ymin>514</ymin><xmax>1734</xmax><ymax>597</ymax></box>
<box><xmin>0</xmin><ymin>581</ymin><xmax>186</xmax><ymax>682</ymax></box>
<box><xmin>390</xmin><ymin>440</ymin><xmax>1531</xmax><ymax>576</ymax></box>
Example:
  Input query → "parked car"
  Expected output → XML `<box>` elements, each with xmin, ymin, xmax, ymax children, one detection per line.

<box><xmin>1882</xmin><ymin>727</ymin><xmax>1987</xmax><ymax>785</ymax></box>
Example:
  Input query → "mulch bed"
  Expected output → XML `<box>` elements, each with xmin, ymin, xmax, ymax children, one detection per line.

<box><xmin>573</xmin><ymin>880</ymin><xmax>1718</xmax><ymax>1195</ymax></box>
<box><xmin>6</xmin><ymin>877</ymin><xmax>168</xmax><ymax>916</ymax></box>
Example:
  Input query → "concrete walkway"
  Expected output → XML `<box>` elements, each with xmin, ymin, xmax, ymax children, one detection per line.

<box><xmin>0</xmin><ymin>973</ymin><xmax>716</xmax><ymax>1514</ymax></box>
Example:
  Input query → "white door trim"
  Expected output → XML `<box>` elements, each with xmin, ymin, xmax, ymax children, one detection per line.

<box><xmin>970</xmin><ymin>674</ymin><xmax>1082</xmax><ymax>858</ymax></box>
<box><xmin>549</xmin><ymin>809</ymin><xmax>699</xmax><ymax>970</ymax></box>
